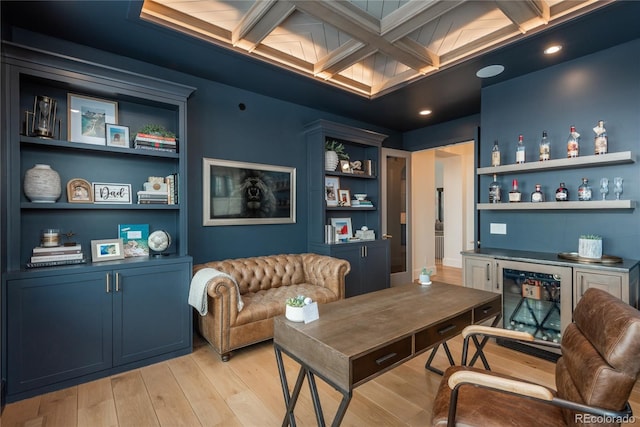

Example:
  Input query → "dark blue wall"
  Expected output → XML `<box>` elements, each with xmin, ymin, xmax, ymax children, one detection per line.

<box><xmin>403</xmin><ymin>114</ymin><xmax>480</xmax><ymax>150</ymax></box>
<box><xmin>478</xmin><ymin>39</ymin><xmax>640</xmax><ymax>258</ymax></box>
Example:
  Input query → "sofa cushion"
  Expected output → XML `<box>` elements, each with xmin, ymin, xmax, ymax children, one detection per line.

<box><xmin>235</xmin><ymin>283</ymin><xmax>339</xmax><ymax>326</ymax></box>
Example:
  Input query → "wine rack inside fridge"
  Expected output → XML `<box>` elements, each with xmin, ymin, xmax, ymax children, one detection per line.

<box><xmin>498</xmin><ymin>260</ymin><xmax>572</xmax><ymax>360</ymax></box>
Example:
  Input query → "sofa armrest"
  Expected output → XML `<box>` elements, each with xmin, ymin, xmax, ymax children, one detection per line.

<box><xmin>301</xmin><ymin>253</ymin><xmax>351</xmax><ymax>299</ymax></box>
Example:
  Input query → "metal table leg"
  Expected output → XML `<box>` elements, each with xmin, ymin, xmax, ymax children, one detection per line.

<box><xmin>425</xmin><ymin>342</ymin><xmax>455</xmax><ymax>375</ymax></box>
<box><xmin>467</xmin><ymin>314</ymin><xmax>502</xmax><ymax>370</ymax></box>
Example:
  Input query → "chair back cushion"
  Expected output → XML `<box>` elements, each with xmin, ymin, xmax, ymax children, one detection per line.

<box><xmin>557</xmin><ymin>288</ymin><xmax>640</xmax><ymax>425</ymax></box>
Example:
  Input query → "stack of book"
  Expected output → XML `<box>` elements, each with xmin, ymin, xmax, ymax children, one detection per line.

<box><xmin>351</xmin><ymin>199</ymin><xmax>374</xmax><ymax>207</ymax></box>
<box><xmin>133</xmin><ymin>133</ymin><xmax>177</xmax><ymax>153</ymax></box>
<box><xmin>137</xmin><ymin>190</ymin><xmax>168</xmax><ymax>204</ymax></box>
<box><xmin>136</xmin><ymin>174</ymin><xmax>179</xmax><ymax>204</ymax></box>
<box><xmin>27</xmin><ymin>244</ymin><xmax>86</xmax><ymax>268</ymax></box>
<box><xmin>166</xmin><ymin>173</ymin><xmax>178</xmax><ymax>204</ymax></box>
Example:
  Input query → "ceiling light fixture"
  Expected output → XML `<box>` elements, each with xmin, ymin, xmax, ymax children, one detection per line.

<box><xmin>476</xmin><ymin>65</ymin><xmax>505</xmax><ymax>78</ymax></box>
<box><xmin>544</xmin><ymin>45</ymin><xmax>563</xmax><ymax>54</ymax></box>
<box><xmin>419</xmin><ymin>110</ymin><xmax>432</xmax><ymax>116</ymax></box>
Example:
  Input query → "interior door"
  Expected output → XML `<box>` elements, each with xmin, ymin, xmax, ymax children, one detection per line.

<box><xmin>381</xmin><ymin>148</ymin><xmax>411</xmax><ymax>285</ymax></box>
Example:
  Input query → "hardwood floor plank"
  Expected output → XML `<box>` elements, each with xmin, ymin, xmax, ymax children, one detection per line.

<box><xmin>37</xmin><ymin>388</ymin><xmax>77</xmax><ymax>427</ymax></box>
<box><xmin>77</xmin><ymin>377</ymin><xmax>118</xmax><ymax>427</ymax></box>
<box><xmin>0</xmin><ymin>395</ymin><xmax>42</xmax><ymax>427</ymax></box>
<box><xmin>139</xmin><ymin>363</ymin><xmax>201</xmax><ymax>427</ymax></box>
<box><xmin>110</xmin><ymin>370</ymin><xmax>159</xmax><ymax>427</ymax></box>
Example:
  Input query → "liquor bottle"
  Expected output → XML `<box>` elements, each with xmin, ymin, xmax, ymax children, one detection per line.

<box><xmin>539</xmin><ymin>131</ymin><xmax>550</xmax><ymax>161</ymax></box>
<box><xmin>509</xmin><ymin>179</ymin><xmax>522</xmax><ymax>202</ymax></box>
<box><xmin>578</xmin><ymin>178</ymin><xmax>592</xmax><ymax>201</ymax></box>
<box><xmin>491</xmin><ymin>140</ymin><xmax>501</xmax><ymax>167</ymax></box>
<box><xmin>567</xmin><ymin>125</ymin><xmax>580</xmax><ymax>158</ymax></box>
<box><xmin>531</xmin><ymin>184</ymin><xmax>544</xmax><ymax>202</ymax></box>
<box><xmin>516</xmin><ymin>135</ymin><xmax>525</xmax><ymax>164</ymax></box>
<box><xmin>555</xmin><ymin>182</ymin><xmax>569</xmax><ymax>201</ymax></box>
<box><xmin>593</xmin><ymin>120</ymin><xmax>608</xmax><ymax>155</ymax></box>
<box><xmin>489</xmin><ymin>174</ymin><xmax>501</xmax><ymax>203</ymax></box>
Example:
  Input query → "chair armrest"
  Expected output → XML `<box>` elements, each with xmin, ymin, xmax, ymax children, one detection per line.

<box><xmin>462</xmin><ymin>325</ymin><xmax>535</xmax><ymax>341</ymax></box>
<box><xmin>302</xmin><ymin>253</ymin><xmax>351</xmax><ymax>299</ymax></box>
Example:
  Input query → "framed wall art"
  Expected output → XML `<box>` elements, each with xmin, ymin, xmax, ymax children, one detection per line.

<box><xmin>66</xmin><ymin>178</ymin><xmax>93</xmax><ymax>203</ymax></box>
<box><xmin>90</xmin><ymin>238</ymin><xmax>125</xmax><ymax>262</ymax></box>
<box><xmin>203</xmin><ymin>157</ymin><xmax>296</xmax><ymax>226</ymax></box>
<box><xmin>68</xmin><ymin>93</ymin><xmax>118</xmax><ymax>145</ymax></box>
<box><xmin>106</xmin><ymin>123</ymin><xmax>129</xmax><ymax>147</ymax></box>
<box><xmin>338</xmin><ymin>189</ymin><xmax>351</xmax><ymax>206</ymax></box>
<box><xmin>330</xmin><ymin>217</ymin><xmax>353</xmax><ymax>241</ymax></box>
<box><xmin>325</xmin><ymin>176</ymin><xmax>340</xmax><ymax>207</ymax></box>
<box><xmin>92</xmin><ymin>182</ymin><xmax>132</xmax><ymax>204</ymax></box>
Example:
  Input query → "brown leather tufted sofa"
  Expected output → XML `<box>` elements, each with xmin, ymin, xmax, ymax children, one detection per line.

<box><xmin>193</xmin><ymin>253</ymin><xmax>350</xmax><ymax>361</ymax></box>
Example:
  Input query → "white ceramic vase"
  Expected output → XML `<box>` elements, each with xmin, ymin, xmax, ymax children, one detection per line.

<box><xmin>578</xmin><ymin>238</ymin><xmax>602</xmax><ymax>259</ymax></box>
<box><xmin>419</xmin><ymin>274</ymin><xmax>431</xmax><ymax>285</ymax></box>
<box><xmin>24</xmin><ymin>164</ymin><xmax>61</xmax><ymax>203</ymax></box>
<box><xmin>285</xmin><ymin>305</ymin><xmax>305</xmax><ymax>322</ymax></box>
<box><xmin>325</xmin><ymin>150</ymin><xmax>339</xmax><ymax>171</ymax></box>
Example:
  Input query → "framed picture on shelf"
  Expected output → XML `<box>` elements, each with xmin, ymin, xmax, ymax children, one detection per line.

<box><xmin>202</xmin><ymin>157</ymin><xmax>296</xmax><ymax>226</ymax></box>
<box><xmin>105</xmin><ymin>123</ymin><xmax>129</xmax><ymax>147</ymax></box>
<box><xmin>90</xmin><ymin>238</ymin><xmax>125</xmax><ymax>262</ymax></box>
<box><xmin>92</xmin><ymin>182</ymin><xmax>132</xmax><ymax>204</ymax></box>
<box><xmin>68</xmin><ymin>93</ymin><xmax>118</xmax><ymax>145</ymax></box>
<box><xmin>325</xmin><ymin>176</ymin><xmax>340</xmax><ymax>207</ymax></box>
<box><xmin>66</xmin><ymin>178</ymin><xmax>93</xmax><ymax>203</ymax></box>
<box><xmin>330</xmin><ymin>217</ymin><xmax>353</xmax><ymax>241</ymax></box>
<box><xmin>339</xmin><ymin>160</ymin><xmax>351</xmax><ymax>173</ymax></box>
<box><xmin>338</xmin><ymin>189</ymin><xmax>351</xmax><ymax>206</ymax></box>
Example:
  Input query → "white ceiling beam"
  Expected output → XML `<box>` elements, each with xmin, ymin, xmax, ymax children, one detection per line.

<box><xmin>232</xmin><ymin>0</ymin><xmax>278</xmax><ymax>46</ymax></box>
<box><xmin>496</xmin><ymin>0</ymin><xmax>550</xmax><ymax>33</ymax></box>
<box><xmin>381</xmin><ymin>0</ymin><xmax>465</xmax><ymax>42</ymax></box>
<box><xmin>314</xmin><ymin>40</ymin><xmax>375</xmax><ymax>77</ymax></box>
<box><xmin>235</xmin><ymin>0</ymin><xmax>297</xmax><ymax>51</ymax></box>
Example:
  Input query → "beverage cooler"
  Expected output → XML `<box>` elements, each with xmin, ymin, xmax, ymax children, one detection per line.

<box><xmin>497</xmin><ymin>260</ymin><xmax>573</xmax><ymax>359</ymax></box>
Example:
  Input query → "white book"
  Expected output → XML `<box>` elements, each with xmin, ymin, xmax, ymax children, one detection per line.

<box><xmin>30</xmin><ymin>253</ymin><xmax>84</xmax><ymax>263</ymax></box>
<box><xmin>32</xmin><ymin>244</ymin><xmax>81</xmax><ymax>253</ymax></box>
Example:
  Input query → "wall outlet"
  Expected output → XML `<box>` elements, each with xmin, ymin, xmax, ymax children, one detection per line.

<box><xmin>490</xmin><ymin>223</ymin><xmax>507</xmax><ymax>234</ymax></box>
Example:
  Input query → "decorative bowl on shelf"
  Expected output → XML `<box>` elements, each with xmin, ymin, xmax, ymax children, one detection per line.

<box><xmin>353</xmin><ymin>193</ymin><xmax>367</xmax><ymax>201</ymax></box>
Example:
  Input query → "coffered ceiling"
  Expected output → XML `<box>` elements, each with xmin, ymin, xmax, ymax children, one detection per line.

<box><xmin>140</xmin><ymin>0</ymin><xmax>606</xmax><ymax>98</ymax></box>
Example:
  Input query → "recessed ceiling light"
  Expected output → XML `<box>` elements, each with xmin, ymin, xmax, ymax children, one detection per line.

<box><xmin>419</xmin><ymin>110</ymin><xmax>432</xmax><ymax>116</ymax></box>
<box><xmin>476</xmin><ymin>65</ymin><xmax>505</xmax><ymax>78</ymax></box>
<box><xmin>544</xmin><ymin>45</ymin><xmax>562</xmax><ymax>55</ymax></box>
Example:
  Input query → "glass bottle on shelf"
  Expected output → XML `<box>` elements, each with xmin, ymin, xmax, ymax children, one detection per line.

<box><xmin>516</xmin><ymin>135</ymin><xmax>525</xmax><ymax>164</ymax></box>
<box><xmin>555</xmin><ymin>182</ymin><xmax>569</xmax><ymax>201</ymax></box>
<box><xmin>489</xmin><ymin>174</ymin><xmax>501</xmax><ymax>203</ymax></box>
<box><xmin>567</xmin><ymin>125</ymin><xmax>580</xmax><ymax>158</ymax></box>
<box><xmin>531</xmin><ymin>184</ymin><xmax>544</xmax><ymax>202</ymax></box>
<box><xmin>593</xmin><ymin>120</ymin><xmax>608</xmax><ymax>155</ymax></box>
<box><xmin>509</xmin><ymin>179</ymin><xmax>522</xmax><ymax>202</ymax></box>
<box><xmin>491</xmin><ymin>140</ymin><xmax>501</xmax><ymax>167</ymax></box>
<box><xmin>578</xmin><ymin>178</ymin><xmax>592</xmax><ymax>201</ymax></box>
<box><xmin>539</xmin><ymin>130</ymin><xmax>550</xmax><ymax>161</ymax></box>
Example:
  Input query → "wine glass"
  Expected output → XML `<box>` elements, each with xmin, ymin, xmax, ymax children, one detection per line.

<box><xmin>599</xmin><ymin>177</ymin><xmax>609</xmax><ymax>200</ymax></box>
<box><xmin>613</xmin><ymin>177</ymin><xmax>623</xmax><ymax>200</ymax></box>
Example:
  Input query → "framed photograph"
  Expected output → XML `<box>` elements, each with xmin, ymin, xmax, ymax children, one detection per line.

<box><xmin>338</xmin><ymin>189</ymin><xmax>351</xmax><ymax>206</ymax></box>
<box><xmin>118</xmin><ymin>224</ymin><xmax>149</xmax><ymax>257</ymax></box>
<box><xmin>92</xmin><ymin>182</ymin><xmax>132</xmax><ymax>204</ymax></box>
<box><xmin>106</xmin><ymin>123</ymin><xmax>129</xmax><ymax>147</ymax></box>
<box><xmin>68</xmin><ymin>93</ymin><xmax>118</xmax><ymax>145</ymax></box>
<box><xmin>325</xmin><ymin>176</ymin><xmax>340</xmax><ymax>207</ymax></box>
<box><xmin>330</xmin><ymin>217</ymin><xmax>353</xmax><ymax>241</ymax></box>
<box><xmin>339</xmin><ymin>160</ymin><xmax>351</xmax><ymax>173</ymax></box>
<box><xmin>91</xmin><ymin>238</ymin><xmax>125</xmax><ymax>262</ymax></box>
<box><xmin>203</xmin><ymin>157</ymin><xmax>296</xmax><ymax>226</ymax></box>
<box><xmin>66</xmin><ymin>178</ymin><xmax>93</xmax><ymax>203</ymax></box>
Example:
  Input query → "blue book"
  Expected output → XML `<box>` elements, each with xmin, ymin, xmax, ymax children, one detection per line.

<box><xmin>118</xmin><ymin>224</ymin><xmax>149</xmax><ymax>257</ymax></box>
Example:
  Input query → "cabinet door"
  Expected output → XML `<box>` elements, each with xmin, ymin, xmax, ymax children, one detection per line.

<box><xmin>463</xmin><ymin>256</ymin><xmax>498</xmax><ymax>293</ymax></box>
<box><xmin>113</xmin><ymin>262</ymin><xmax>192</xmax><ymax>366</ymax></box>
<box><xmin>362</xmin><ymin>241</ymin><xmax>390</xmax><ymax>294</ymax></box>
<box><xmin>330</xmin><ymin>245</ymin><xmax>364</xmax><ymax>298</ymax></box>
<box><xmin>7</xmin><ymin>272</ymin><xmax>112</xmax><ymax>395</ymax></box>
<box><xmin>574</xmin><ymin>269</ymin><xmax>624</xmax><ymax>307</ymax></box>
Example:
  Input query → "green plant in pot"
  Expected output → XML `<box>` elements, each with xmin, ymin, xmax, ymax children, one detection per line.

<box><xmin>325</xmin><ymin>140</ymin><xmax>349</xmax><ymax>172</ymax></box>
<box><xmin>138</xmin><ymin>124</ymin><xmax>176</xmax><ymax>138</ymax></box>
<box><xmin>285</xmin><ymin>295</ymin><xmax>309</xmax><ymax>322</ymax></box>
<box><xmin>419</xmin><ymin>267</ymin><xmax>433</xmax><ymax>285</ymax></box>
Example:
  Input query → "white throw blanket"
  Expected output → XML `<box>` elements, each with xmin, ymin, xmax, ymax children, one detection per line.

<box><xmin>189</xmin><ymin>268</ymin><xmax>244</xmax><ymax>316</ymax></box>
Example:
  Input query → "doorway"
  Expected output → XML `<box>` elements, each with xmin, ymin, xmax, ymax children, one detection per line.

<box><xmin>381</xmin><ymin>148</ymin><xmax>411</xmax><ymax>285</ymax></box>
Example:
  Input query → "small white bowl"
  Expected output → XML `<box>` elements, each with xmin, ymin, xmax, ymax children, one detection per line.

<box><xmin>354</xmin><ymin>193</ymin><xmax>367</xmax><ymax>201</ymax></box>
<box><xmin>285</xmin><ymin>305</ymin><xmax>305</xmax><ymax>322</ymax></box>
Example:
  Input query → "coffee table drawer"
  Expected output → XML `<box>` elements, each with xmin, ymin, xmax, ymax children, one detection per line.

<box><xmin>473</xmin><ymin>297</ymin><xmax>501</xmax><ymax>323</ymax></box>
<box><xmin>415</xmin><ymin>311</ymin><xmax>472</xmax><ymax>352</ymax></box>
<box><xmin>352</xmin><ymin>336</ymin><xmax>412</xmax><ymax>384</ymax></box>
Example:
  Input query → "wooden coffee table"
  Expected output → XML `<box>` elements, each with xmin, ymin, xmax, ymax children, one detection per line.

<box><xmin>273</xmin><ymin>282</ymin><xmax>501</xmax><ymax>426</ymax></box>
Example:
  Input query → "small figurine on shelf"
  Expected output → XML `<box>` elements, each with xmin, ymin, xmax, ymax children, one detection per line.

<box><xmin>63</xmin><ymin>230</ymin><xmax>78</xmax><ymax>247</ymax></box>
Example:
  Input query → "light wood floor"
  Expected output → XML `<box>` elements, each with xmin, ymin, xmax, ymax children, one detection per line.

<box><xmin>2</xmin><ymin>266</ymin><xmax>639</xmax><ymax>426</ymax></box>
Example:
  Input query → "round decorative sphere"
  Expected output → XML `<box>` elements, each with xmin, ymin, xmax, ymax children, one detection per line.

<box><xmin>148</xmin><ymin>230</ymin><xmax>171</xmax><ymax>253</ymax></box>
<box><xmin>24</xmin><ymin>164</ymin><xmax>61</xmax><ymax>203</ymax></box>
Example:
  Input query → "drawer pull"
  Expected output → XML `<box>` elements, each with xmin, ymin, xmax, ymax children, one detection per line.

<box><xmin>438</xmin><ymin>324</ymin><xmax>457</xmax><ymax>335</ymax></box>
<box><xmin>481</xmin><ymin>306</ymin><xmax>493</xmax><ymax>314</ymax></box>
<box><xmin>375</xmin><ymin>352</ymin><xmax>397</xmax><ymax>365</ymax></box>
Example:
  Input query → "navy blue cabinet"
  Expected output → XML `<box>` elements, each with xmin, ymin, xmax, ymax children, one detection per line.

<box><xmin>6</xmin><ymin>257</ymin><xmax>192</xmax><ymax>402</ymax></box>
<box><xmin>324</xmin><ymin>240</ymin><xmax>390</xmax><ymax>297</ymax></box>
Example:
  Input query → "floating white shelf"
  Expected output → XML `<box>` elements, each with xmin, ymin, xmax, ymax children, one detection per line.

<box><xmin>477</xmin><ymin>200</ymin><xmax>635</xmax><ymax>210</ymax></box>
<box><xmin>477</xmin><ymin>151</ymin><xmax>634</xmax><ymax>175</ymax></box>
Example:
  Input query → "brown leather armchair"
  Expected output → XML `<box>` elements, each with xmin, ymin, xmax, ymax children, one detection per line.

<box><xmin>432</xmin><ymin>288</ymin><xmax>640</xmax><ymax>426</ymax></box>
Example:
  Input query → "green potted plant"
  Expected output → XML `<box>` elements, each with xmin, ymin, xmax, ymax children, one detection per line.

<box><xmin>325</xmin><ymin>140</ymin><xmax>349</xmax><ymax>172</ymax></box>
<box><xmin>578</xmin><ymin>234</ymin><xmax>602</xmax><ymax>259</ymax></box>
<box><xmin>285</xmin><ymin>295</ymin><xmax>310</xmax><ymax>322</ymax></box>
<box><xmin>419</xmin><ymin>267</ymin><xmax>433</xmax><ymax>285</ymax></box>
<box><xmin>137</xmin><ymin>124</ymin><xmax>176</xmax><ymax>138</ymax></box>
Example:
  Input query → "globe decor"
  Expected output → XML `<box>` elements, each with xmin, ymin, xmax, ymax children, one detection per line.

<box><xmin>148</xmin><ymin>230</ymin><xmax>171</xmax><ymax>257</ymax></box>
